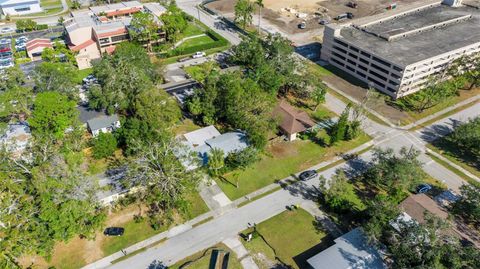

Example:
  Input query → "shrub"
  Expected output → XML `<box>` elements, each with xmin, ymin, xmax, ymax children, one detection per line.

<box><xmin>92</xmin><ymin>132</ymin><xmax>117</xmax><ymax>159</ymax></box>
<box><xmin>225</xmin><ymin>147</ymin><xmax>259</xmax><ymax>170</ymax></box>
<box><xmin>165</xmin><ymin>30</ymin><xmax>228</xmax><ymax>57</ymax></box>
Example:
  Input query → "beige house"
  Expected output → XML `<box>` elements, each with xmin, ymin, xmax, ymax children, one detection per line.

<box><xmin>64</xmin><ymin>1</ymin><xmax>166</xmax><ymax>69</ymax></box>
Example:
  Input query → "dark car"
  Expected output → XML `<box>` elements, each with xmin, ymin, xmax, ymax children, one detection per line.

<box><xmin>104</xmin><ymin>227</ymin><xmax>125</xmax><ymax>236</ymax></box>
<box><xmin>299</xmin><ymin>170</ymin><xmax>318</xmax><ymax>181</ymax></box>
<box><xmin>416</xmin><ymin>183</ymin><xmax>432</xmax><ymax>194</ymax></box>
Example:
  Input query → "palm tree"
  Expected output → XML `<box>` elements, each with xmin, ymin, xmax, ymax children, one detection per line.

<box><xmin>255</xmin><ymin>0</ymin><xmax>264</xmax><ymax>32</ymax></box>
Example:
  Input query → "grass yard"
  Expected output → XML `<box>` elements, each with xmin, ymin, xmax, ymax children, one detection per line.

<box><xmin>22</xmin><ymin>191</ymin><xmax>209</xmax><ymax>269</ymax></box>
<box><xmin>170</xmin><ymin>243</ymin><xmax>243</xmax><ymax>269</ymax></box>
<box><xmin>242</xmin><ymin>209</ymin><xmax>333</xmax><ymax>269</ymax></box>
<box><xmin>177</xmin><ymin>35</ymin><xmax>216</xmax><ymax>50</ymax></box>
<box><xmin>399</xmin><ymin>88</ymin><xmax>480</xmax><ymax>125</ymax></box>
<box><xmin>428</xmin><ymin>140</ymin><xmax>480</xmax><ymax>179</ymax></box>
<box><xmin>73</xmin><ymin>67</ymin><xmax>93</xmax><ymax>84</ymax></box>
<box><xmin>173</xmin><ymin>118</ymin><xmax>202</xmax><ymax>136</ymax></box>
<box><xmin>217</xmin><ymin>132</ymin><xmax>371</xmax><ymax>200</ymax></box>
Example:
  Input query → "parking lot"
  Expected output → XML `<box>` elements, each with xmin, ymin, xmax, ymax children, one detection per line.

<box><xmin>206</xmin><ymin>0</ymin><xmax>426</xmax><ymax>45</ymax></box>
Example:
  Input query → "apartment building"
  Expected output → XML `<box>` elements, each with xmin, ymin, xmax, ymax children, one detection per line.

<box><xmin>64</xmin><ymin>1</ymin><xmax>166</xmax><ymax>69</ymax></box>
<box><xmin>320</xmin><ymin>0</ymin><xmax>480</xmax><ymax>99</ymax></box>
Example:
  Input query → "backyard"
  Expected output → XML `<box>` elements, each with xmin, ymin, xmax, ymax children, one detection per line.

<box><xmin>241</xmin><ymin>208</ymin><xmax>333</xmax><ymax>269</ymax></box>
<box><xmin>20</xmin><ymin>192</ymin><xmax>209</xmax><ymax>269</ymax></box>
<box><xmin>170</xmin><ymin>243</ymin><xmax>243</xmax><ymax>269</ymax></box>
<box><xmin>217</xmin><ymin>131</ymin><xmax>371</xmax><ymax>200</ymax></box>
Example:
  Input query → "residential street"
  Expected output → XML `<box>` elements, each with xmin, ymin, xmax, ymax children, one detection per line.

<box><xmin>86</xmin><ymin>2</ymin><xmax>480</xmax><ymax>268</ymax></box>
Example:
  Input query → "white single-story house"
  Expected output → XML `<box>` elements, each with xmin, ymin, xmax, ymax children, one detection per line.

<box><xmin>0</xmin><ymin>123</ymin><xmax>31</xmax><ymax>159</ymax></box>
<box><xmin>179</xmin><ymin>125</ymin><xmax>249</xmax><ymax>170</ymax></box>
<box><xmin>307</xmin><ymin>228</ymin><xmax>386</xmax><ymax>269</ymax></box>
<box><xmin>0</xmin><ymin>0</ymin><xmax>42</xmax><ymax>15</ymax></box>
<box><xmin>77</xmin><ymin>105</ymin><xmax>120</xmax><ymax>137</ymax></box>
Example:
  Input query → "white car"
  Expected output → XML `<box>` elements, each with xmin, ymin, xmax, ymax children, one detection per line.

<box><xmin>1</xmin><ymin>27</ymin><xmax>14</xmax><ymax>34</ymax></box>
<box><xmin>191</xmin><ymin>51</ymin><xmax>206</xmax><ymax>59</ymax></box>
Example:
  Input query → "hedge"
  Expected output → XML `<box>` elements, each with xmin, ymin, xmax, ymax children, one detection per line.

<box><xmin>164</xmin><ymin>30</ymin><xmax>228</xmax><ymax>57</ymax></box>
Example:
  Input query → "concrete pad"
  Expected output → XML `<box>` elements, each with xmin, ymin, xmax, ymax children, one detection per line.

<box><xmin>212</xmin><ymin>192</ymin><xmax>232</xmax><ymax>207</ymax></box>
<box><xmin>240</xmin><ymin>256</ymin><xmax>259</xmax><ymax>269</ymax></box>
<box><xmin>223</xmin><ymin>237</ymin><xmax>249</xmax><ymax>258</ymax></box>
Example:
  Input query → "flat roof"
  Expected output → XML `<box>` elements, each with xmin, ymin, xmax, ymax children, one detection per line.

<box><xmin>338</xmin><ymin>3</ymin><xmax>480</xmax><ymax>66</ymax></box>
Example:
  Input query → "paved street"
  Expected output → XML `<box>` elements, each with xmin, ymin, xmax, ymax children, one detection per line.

<box><xmin>86</xmin><ymin>2</ymin><xmax>480</xmax><ymax>268</ymax></box>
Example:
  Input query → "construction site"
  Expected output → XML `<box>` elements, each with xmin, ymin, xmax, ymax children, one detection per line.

<box><xmin>205</xmin><ymin>0</ymin><xmax>422</xmax><ymax>44</ymax></box>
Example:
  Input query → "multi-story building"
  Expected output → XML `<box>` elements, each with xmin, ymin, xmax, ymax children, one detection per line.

<box><xmin>320</xmin><ymin>0</ymin><xmax>480</xmax><ymax>99</ymax></box>
<box><xmin>64</xmin><ymin>1</ymin><xmax>166</xmax><ymax>69</ymax></box>
<box><xmin>0</xmin><ymin>0</ymin><xmax>42</xmax><ymax>16</ymax></box>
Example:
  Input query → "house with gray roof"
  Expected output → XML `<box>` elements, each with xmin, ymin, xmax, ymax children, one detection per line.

<box><xmin>0</xmin><ymin>123</ymin><xmax>31</xmax><ymax>159</ymax></box>
<box><xmin>179</xmin><ymin>125</ymin><xmax>249</xmax><ymax>169</ymax></box>
<box><xmin>307</xmin><ymin>228</ymin><xmax>386</xmax><ymax>269</ymax></box>
<box><xmin>77</xmin><ymin>105</ymin><xmax>121</xmax><ymax>137</ymax></box>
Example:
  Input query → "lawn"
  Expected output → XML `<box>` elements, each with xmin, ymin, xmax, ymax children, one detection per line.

<box><xmin>170</xmin><ymin>243</ymin><xmax>243</xmax><ymax>269</ymax></box>
<box><xmin>173</xmin><ymin>118</ymin><xmax>202</xmax><ymax>136</ymax></box>
<box><xmin>428</xmin><ymin>133</ymin><xmax>480</xmax><ymax>180</ymax></box>
<box><xmin>180</xmin><ymin>23</ymin><xmax>205</xmax><ymax>39</ymax></box>
<box><xmin>242</xmin><ymin>209</ymin><xmax>333</xmax><ymax>269</ymax></box>
<box><xmin>217</xmin><ymin>132</ymin><xmax>371</xmax><ymax>200</ymax></box>
<box><xmin>177</xmin><ymin>35</ymin><xmax>216</xmax><ymax>50</ymax></box>
<box><xmin>73</xmin><ymin>67</ymin><xmax>93</xmax><ymax>84</ymax></box>
<box><xmin>24</xmin><ymin>191</ymin><xmax>209</xmax><ymax>269</ymax></box>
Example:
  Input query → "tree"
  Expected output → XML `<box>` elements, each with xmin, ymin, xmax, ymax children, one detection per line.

<box><xmin>129</xmin><ymin>12</ymin><xmax>160</xmax><ymax>52</ymax></box>
<box><xmin>311</xmin><ymin>84</ymin><xmax>326</xmax><ymax>111</ymax></box>
<box><xmin>329</xmin><ymin>104</ymin><xmax>350</xmax><ymax>144</ymax></box>
<box><xmin>364</xmin><ymin>147</ymin><xmax>424</xmax><ymax>198</ymax></box>
<box><xmin>0</xmin><ymin>86</ymin><xmax>33</xmax><ymax>121</ymax></box>
<box><xmin>41</xmin><ymin>41</ymin><xmax>77</xmax><ymax>65</ymax></box>
<box><xmin>92</xmin><ymin>132</ymin><xmax>117</xmax><ymax>159</ymax></box>
<box><xmin>451</xmin><ymin>184</ymin><xmax>480</xmax><ymax>225</ymax></box>
<box><xmin>126</xmin><ymin>137</ymin><xmax>201</xmax><ymax>228</ymax></box>
<box><xmin>29</xmin><ymin>92</ymin><xmax>78</xmax><ymax>139</ymax></box>
<box><xmin>446</xmin><ymin>116</ymin><xmax>480</xmax><ymax>165</ymax></box>
<box><xmin>161</xmin><ymin>4</ymin><xmax>188</xmax><ymax>42</ymax></box>
<box><xmin>235</xmin><ymin>0</ymin><xmax>254</xmax><ymax>30</ymax></box>
<box><xmin>89</xmin><ymin>43</ymin><xmax>159</xmax><ymax>115</ymax></box>
<box><xmin>33</xmin><ymin>62</ymin><xmax>78</xmax><ymax>99</ymax></box>
<box><xmin>133</xmin><ymin>88</ymin><xmax>181</xmax><ymax>130</ymax></box>
<box><xmin>207</xmin><ymin>148</ymin><xmax>225</xmax><ymax>176</ymax></box>
<box><xmin>0</xmin><ymin>66</ymin><xmax>26</xmax><ymax>92</ymax></box>
<box><xmin>225</xmin><ymin>147</ymin><xmax>259</xmax><ymax>170</ymax></box>
<box><xmin>363</xmin><ymin>194</ymin><xmax>400</xmax><ymax>243</ymax></box>
<box><xmin>318</xmin><ymin>170</ymin><xmax>364</xmax><ymax>212</ymax></box>
<box><xmin>15</xmin><ymin>19</ymin><xmax>37</xmax><ymax>32</ymax></box>
<box><xmin>70</xmin><ymin>0</ymin><xmax>81</xmax><ymax>9</ymax></box>
<box><xmin>255</xmin><ymin>0</ymin><xmax>264</xmax><ymax>32</ymax></box>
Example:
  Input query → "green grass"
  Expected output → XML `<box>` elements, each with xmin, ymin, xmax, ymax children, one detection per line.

<box><xmin>170</xmin><ymin>243</ymin><xmax>243</xmax><ymax>269</ymax></box>
<box><xmin>426</xmin><ymin>152</ymin><xmax>480</xmax><ymax>188</ymax></box>
<box><xmin>161</xmin><ymin>45</ymin><xmax>230</xmax><ymax>65</ymax></box>
<box><xmin>173</xmin><ymin>119</ymin><xmax>202</xmax><ymax>136</ymax></box>
<box><xmin>242</xmin><ymin>209</ymin><xmax>333</xmax><ymax>269</ymax></box>
<box><xmin>217</xmin><ymin>132</ymin><xmax>371</xmax><ymax>200</ymax></box>
<box><xmin>73</xmin><ymin>67</ymin><xmax>93</xmax><ymax>84</ymax></box>
<box><xmin>237</xmin><ymin>186</ymin><xmax>282</xmax><ymax>207</ymax></box>
<box><xmin>399</xmin><ymin>88</ymin><xmax>480</xmax><ymax>125</ymax></box>
<box><xmin>409</xmin><ymin>100</ymin><xmax>479</xmax><ymax>131</ymax></box>
<box><xmin>177</xmin><ymin>35</ymin><xmax>216</xmax><ymax>50</ymax></box>
<box><xmin>101</xmin><ymin>191</ymin><xmax>209</xmax><ymax>256</ymax></box>
<box><xmin>180</xmin><ymin>23</ymin><xmax>205</xmax><ymax>38</ymax></box>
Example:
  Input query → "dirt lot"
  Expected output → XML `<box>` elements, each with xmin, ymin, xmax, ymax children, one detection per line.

<box><xmin>206</xmin><ymin>0</ymin><xmax>426</xmax><ymax>44</ymax></box>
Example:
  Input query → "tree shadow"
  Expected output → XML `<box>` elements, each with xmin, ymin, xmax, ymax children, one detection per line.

<box><xmin>292</xmin><ymin>234</ymin><xmax>335</xmax><ymax>269</ymax></box>
<box><xmin>418</xmin><ymin>118</ymin><xmax>461</xmax><ymax>142</ymax></box>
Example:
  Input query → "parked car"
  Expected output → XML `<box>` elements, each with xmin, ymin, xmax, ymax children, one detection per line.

<box><xmin>416</xmin><ymin>183</ymin><xmax>432</xmax><ymax>194</ymax></box>
<box><xmin>298</xmin><ymin>21</ymin><xmax>307</xmax><ymax>29</ymax></box>
<box><xmin>191</xmin><ymin>51</ymin><xmax>206</xmax><ymax>59</ymax></box>
<box><xmin>319</xmin><ymin>19</ymin><xmax>330</xmax><ymax>25</ymax></box>
<box><xmin>299</xmin><ymin>170</ymin><xmax>318</xmax><ymax>181</ymax></box>
<box><xmin>1</xmin><ymin>27</ymin><xmax>14</xmax><ymax>34</ymax></box>
<box><xmin>104</xmin><ymin>227</ymin><xmax>125</xmax><ymax>236</ymax></box>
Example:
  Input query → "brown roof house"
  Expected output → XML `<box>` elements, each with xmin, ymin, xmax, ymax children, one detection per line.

<box><xmin>397</xmin><ymin>193</ymin><xmax>480</xmax><ymax>248</ymax></box>
<box><xmin>274</xmin><ymin>100</ymin><xmax>316</xmax><ymax>141</ymax></box>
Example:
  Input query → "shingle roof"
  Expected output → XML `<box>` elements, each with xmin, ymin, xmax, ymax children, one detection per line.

<box><xmin>274</xmin><ymin>100</ymin><xmax>315</xmax><ymax>135</ymax></box>
<box><xmin>307</xmin><ymin>228</ymin><xmax>386</xmax><ymax>269</ymax></box>
<box><xmin>183</xmin><ymin>125</ymin><xmax>221</xmax><ymax>147</ymax></box>
<box><xmin>205</xmin><ymin>131</ymin><xmax>249</xmax><ymax>155</ymax></box>
<box><xmin>399</xmin><ymin>194</ymin><xmax>449</xmax><ymax>223</ymax></box>
<box><xmin>87</xmin><ymin>114</ymin><xmax>119</xmax><ymax>132</ymax></box>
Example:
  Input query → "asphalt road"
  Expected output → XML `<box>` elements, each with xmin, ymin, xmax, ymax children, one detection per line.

<box><xmin>92</xmin><ymin>3</ymin><xmax>480</xmax><ymax>268</ymax></box>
